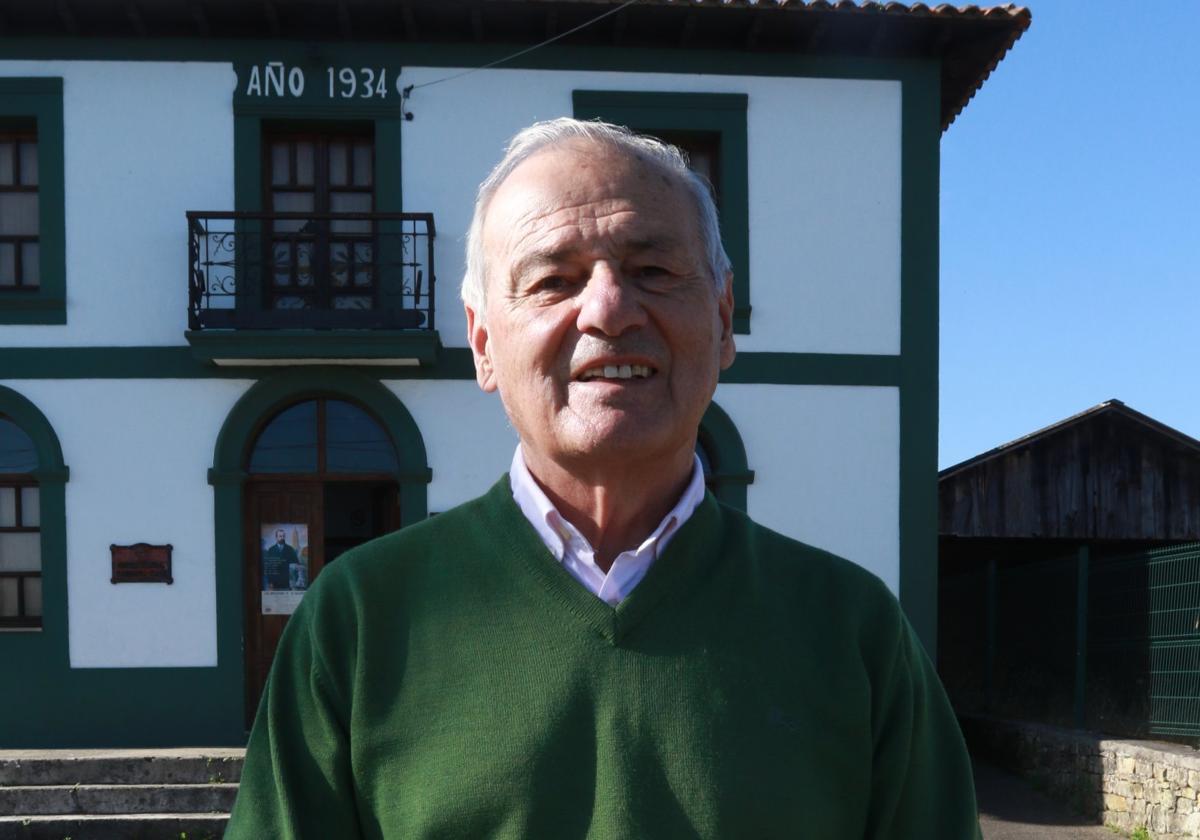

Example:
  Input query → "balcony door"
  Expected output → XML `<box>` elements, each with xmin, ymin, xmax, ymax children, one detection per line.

<box><xmin>264</xmin><ymin>126</ymin><xmax>376</xmax><ymax>312</ymax></box>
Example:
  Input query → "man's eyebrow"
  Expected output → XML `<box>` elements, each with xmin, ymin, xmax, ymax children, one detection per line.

<box><xmin>508</xmin><ymin>249</ymin><xmax>574</xmax><ymax>285</ymax></box>
<box><xmin>507</xmin><ymin>237</ymin><xmax>690</xmax><ymax>286</ymax></box>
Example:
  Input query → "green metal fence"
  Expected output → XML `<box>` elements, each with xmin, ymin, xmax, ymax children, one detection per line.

<box><xmin>941</xmin><ymin>542</ymin><xmax>1200</xmax><ymax>741</ymax></box>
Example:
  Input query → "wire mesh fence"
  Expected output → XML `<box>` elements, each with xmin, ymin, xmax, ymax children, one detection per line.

<box><xmin>941</xmin><ymin>542</ymin><xmax>1200</xmax><ymax>742</ymax></box>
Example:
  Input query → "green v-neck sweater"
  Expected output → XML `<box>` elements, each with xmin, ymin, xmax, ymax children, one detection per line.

<box><xmin>227</xmin><ymin>478</ymin><xmax>980</xmax><ymax>839</ymax></box>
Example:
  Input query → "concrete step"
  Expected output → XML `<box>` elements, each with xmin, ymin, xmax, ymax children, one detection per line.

<box><xmin>0</xmin><ymin>782</ymin><xmax>239</xmax><ymax>815</ymax></box>
<box><xmin>0</xmin><ymin>749</ymin><xmax>244</xmax><ymax>786</ymax></box>
<box><xmin>0</xmin><ymin>812</ymin><xmax>228</xmax><ymax>840</ymax></box>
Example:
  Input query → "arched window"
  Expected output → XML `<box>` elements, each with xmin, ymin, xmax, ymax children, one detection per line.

<box><xmin>0</xmin><ymin>414</ymin><xmax>41</xmax><ymax>628</ymax></box>
<box><xmin>249</xmin><ymin>398</ymin><xmax>399</xmax><ymax>475</ymax></box>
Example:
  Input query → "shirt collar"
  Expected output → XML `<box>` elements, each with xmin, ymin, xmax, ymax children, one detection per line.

<box><xmin>509</xmin><ymin>445</ymin><xmax>706</xmax><ymax>563</ymax></box>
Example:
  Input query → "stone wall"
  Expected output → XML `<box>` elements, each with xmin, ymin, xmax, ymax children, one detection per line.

<box><xmin>963</xmin><ymin>716</ymin><xmax>1200</xmax><ymax>838</ymax></box>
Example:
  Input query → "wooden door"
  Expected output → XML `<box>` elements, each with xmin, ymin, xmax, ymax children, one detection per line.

<box><xmin>243</xmin><ymin>481</ymin><xmax>324</xmax><ymax>727</ymax></box>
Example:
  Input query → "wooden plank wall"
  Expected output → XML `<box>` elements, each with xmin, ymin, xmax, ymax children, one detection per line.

<box><xmin>940</xmin><ymin>411</ymin><xmax>1200</xmax><ymax>539</ymax></box>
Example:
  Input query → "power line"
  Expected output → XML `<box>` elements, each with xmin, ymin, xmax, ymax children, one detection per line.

<box><xmin>402</xmin><ymin>0</ymin><xmax>642</xmax><ymax>99</ymax></box>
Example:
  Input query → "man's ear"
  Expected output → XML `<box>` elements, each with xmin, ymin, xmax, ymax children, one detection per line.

<box><xmin>465</xmin><ymin>302</ymin><xmax>499</xmax><ymax>392</ymax></box>
<box><xmin>718</xmin><ymin>271</ymin><xmax>736</xmax><ymax>370</ymax></box>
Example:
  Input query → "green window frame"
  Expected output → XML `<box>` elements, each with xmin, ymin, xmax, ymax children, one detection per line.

<box><xmin>573</xmin><ymin>90</ymin><xmax>751</xmax><ymax>334</ymax></box>
<box><xmin>0</xmin><ymin>78</ymin><xmax>65</xmax><ymax>325</ymax></box>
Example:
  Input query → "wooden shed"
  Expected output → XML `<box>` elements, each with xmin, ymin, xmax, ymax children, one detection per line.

<box><xmin>939</xmin><ymin>400</ymin><xmax>1200</xmax><ymax>738</ymax></box>
<box><xmin>940</xmin><ymin>399</ymin><xmax>1200</xmax><ymax>542</ymax></box>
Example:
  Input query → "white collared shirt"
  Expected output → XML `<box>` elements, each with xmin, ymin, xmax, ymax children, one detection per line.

<box><xmin>509</xmin><ymin>446</ymin><xmax>707</xmax><ymax>606</ymax></box>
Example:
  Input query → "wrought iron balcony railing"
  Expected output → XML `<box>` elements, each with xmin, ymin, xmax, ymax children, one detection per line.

<box><xmin>187</xmin><ymin>211</ymin><xmax>435</xmax><ymax>331</ymax></box>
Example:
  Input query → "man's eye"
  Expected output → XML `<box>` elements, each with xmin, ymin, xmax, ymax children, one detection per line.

<box><xmin>537</xmin><ymin>275</ymin><xmax>568</xmax><ymax>292</ymax></box>
<box><xmin>635</xmin><ymin>265</ymin><xmax>671</xmax><ymax>279</ymax></box>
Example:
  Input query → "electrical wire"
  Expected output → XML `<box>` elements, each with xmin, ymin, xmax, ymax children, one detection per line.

<box><xmin>402</xmin><ymin>0</ymin><xmax>643</xmax><ymax>98</ymax></box>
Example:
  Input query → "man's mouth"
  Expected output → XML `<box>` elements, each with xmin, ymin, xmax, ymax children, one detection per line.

<box><xmin>577</xmin><ymin>364</ymin><xmax>655</xmax><ymax>382</ymax></box>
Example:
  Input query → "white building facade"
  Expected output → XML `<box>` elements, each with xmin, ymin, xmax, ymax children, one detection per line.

<box><xmin>0</xmin><ymin>0</ymin><xmax>1027</xmax><ymax>747</ymax></box>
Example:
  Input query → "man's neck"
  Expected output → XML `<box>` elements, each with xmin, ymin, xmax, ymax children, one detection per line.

<box><xmin>521</xmin><ymin>444</ymin><xmax>696</xmax><ymax>573</ymax></box>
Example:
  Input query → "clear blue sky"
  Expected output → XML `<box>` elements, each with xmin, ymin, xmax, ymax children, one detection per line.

<box><xmin>938</xmin><ymin>1</ymin><xmax>1200</xmax><ymax>469</ymax></box>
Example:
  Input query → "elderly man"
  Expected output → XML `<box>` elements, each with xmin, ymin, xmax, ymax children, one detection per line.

<box><xmin>227</xmin><ymin>119</ymin><xmax>980</xmax><ymax>838</ymax></box>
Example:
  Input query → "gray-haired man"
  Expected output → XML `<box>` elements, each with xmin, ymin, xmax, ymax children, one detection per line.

<box><xmin>227</xmin><ymin>118</ymin><xmax>980</xmax><ymax>839</ymax></box>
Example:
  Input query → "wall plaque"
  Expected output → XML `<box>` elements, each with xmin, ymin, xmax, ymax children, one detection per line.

<box><xmin>110</xmin><ymin>543</ymin><xmax>174</xmax><ymax>584</ymax></box>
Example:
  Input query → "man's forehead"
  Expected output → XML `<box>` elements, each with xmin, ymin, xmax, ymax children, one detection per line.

<box><xmin>484</xmin><ymin>143</ymin><xmax>695</xmax><ymax>251</ymax></box>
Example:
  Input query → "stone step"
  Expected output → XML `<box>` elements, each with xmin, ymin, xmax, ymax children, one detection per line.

<box><xmin>0</xmin><ymin>813</ymin><xmax>229</xmax><ymax>840</ymax></box>
<box><xmin>0</xmin><ymin>749</ymin><xmax>244</xmax><ymax>787</ymax></box>
<box><xmin>0</xmin><ymin>782</ymin><xmax>239</xmax><ymax>816</ymax></box>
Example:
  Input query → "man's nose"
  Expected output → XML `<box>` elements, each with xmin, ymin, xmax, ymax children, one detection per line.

<box><xmin>575</xmin><ymin>262</ymin><xmax>646</xmax><ymax>337</ymax></box>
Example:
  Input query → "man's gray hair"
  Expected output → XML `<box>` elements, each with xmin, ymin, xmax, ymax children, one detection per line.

<box><xmin>461</xmin><ymin>117</ymin><xmax>732</xmax><ymax>317</ymax></box>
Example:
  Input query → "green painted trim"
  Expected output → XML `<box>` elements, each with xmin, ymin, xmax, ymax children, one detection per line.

<box><xmin>210</xmin><ymin>368</ymin><xmax>431</xmax><ymax>730</ymax></box>
<box><xmin>721</xmin><ymin>352</ymin><xmax>899</xmax><ymax>386</ymax></box>
<box><xmin>897</xmin><ymin>64</ymin><xmax>941</xmax><ymax>658</ymax></box>
<box><xmin>0</xmin><ymin>78</ymin><xmax>65</xmax><ymax>325</ymax></box>
<box><xmin>185</xmin><ymin>329</ymin><xmax>440</xmax><ymax>364</ymax></box>
<box><xmin>699</xmin><ymin>400</ymin><xmax>754</xmax><ymax>511</ymax></box>
<box><xmin>572</xmin><ymin>90</ymin><xmax>751</xmax><ymax>334</ymax></box>
<box><xmin>0</xmin><ymin>345</ymin><xmax>901</xmax><ymax>386</ymax></box>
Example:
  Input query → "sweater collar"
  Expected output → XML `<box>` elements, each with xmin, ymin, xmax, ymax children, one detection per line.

<box><xmin>481</xmin><ymin>474</ymin><xmax>727</xmax><ymax>646</ymax></box>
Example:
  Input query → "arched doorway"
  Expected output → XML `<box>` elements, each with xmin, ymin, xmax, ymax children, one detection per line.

<box><xmin>242</xmin><ymin>396</ymin><xmax>402</xmax><ymax>720</ymax></box>
<box><xmin>211</xmin><ymin>368</ymin><xmax>430</xmax><ymax>731</ymax></box>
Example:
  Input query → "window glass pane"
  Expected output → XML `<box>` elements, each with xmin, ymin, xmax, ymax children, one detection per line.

<box><xmin>295</xmin><ymin>241</ymin><xmax>313</xmax><ymax>287</ymax></box>
<box><xmin>271</xmin><ymin>192</ymin><xmax>314</xmax><ymax>233</ymax></box>
<box><xmin>295</xmin><ymin>142</ymin><xmax>315</xmax><ymax>186</ymax></box>
<box><xmin>0</xmin><ymin>243</ymin><xmax>14</xmax><ymax>287</ymax></box>
<box><xmin>331</xmin><ymin>295</ymin><xmax>372</xmax><ymax>309</ymax></box>
<box><xmin>353</xmin><ymin>142</ymin><xmax>372</xmax><ymax>187</ymax></box>
<box><xmin>19</xmin><ymin>142</ymin><xmax>37</xmax><ymax>186</ymax></box>
<box><xmin>325</xmin><ymin>400</ymin><xmax>398</xmax><ymax>473</ymax></box>
<box><xmin>25</xmin><ymin>575</ymin><xmax>42</xmax><ymax>617</ymax></box>
<box><xmin>0</xmin><ymin>142</ymin><xmax>13</xmax><ymax>186</ymax></box>
<box><xmin>22</xmin><ymin>242</ymin><xmax>38</xmax><ymax>287</ymax></box>
<box><xmin>331</xmin><ymin>193</ymin><xmax>371</xmax><ymax>234</ymax></box>
<box><xmin>0</xmin><ymin>488</ymin><xmax>14</xmax><ymax>527</ymax></box>
<box><xmin>329</xmin><ymin>142</ymin><xmax>348</xmax><ymax>187</ymax></box>
<box><xmin>270</xmin><ymin>142</ymin><xmax>289</xmax><ymax>185</ymax></box>
<box><xmin>0</xmin><ymin>578</ymin><xmax>16</xmax><ymax>617</ymax></box>
<box><xmin>0</xmin><ymin>532</ymin><xmax>40</xmax><ymax>572</ymax></box>
<box><xmin>0</xmin><ymin>418</ymin><xmax>38</xmax><ymax>472</ymax></box>
<box><xmin>248</xmin><ymin>401</ymin><xmax>318</xmax><ymax>473</ymax></box>
<box><xmin>354</xmin><ymin>242</ymin><xmax>373</xmax><ymax>287</ymax></box>
<box><xmin>21</xmin><ymin>487</ymin><xmax>39</xmax><ymax>528</ymax></box>
<box><xmin>330</xmin><ymin>241</ymin><xmax>349</xmax><ymax>287</ymax></box>
<box><xmin>0</xmin><ymin>193</ymin><xmax>38</xmax><ymax>236</ymax></box>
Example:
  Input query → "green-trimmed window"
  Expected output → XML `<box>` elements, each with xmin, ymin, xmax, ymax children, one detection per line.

<box><xmin>573</xmin><ymin>91</ymin><xmax>750</xmax><ymax>334</ymax></box>
<box><xmin>0</xmin><ymin>79</ymin><xmax>64</xmax><ymax>325</ymax></box>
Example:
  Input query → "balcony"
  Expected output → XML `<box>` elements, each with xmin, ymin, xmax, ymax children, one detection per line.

<box><xmin>185</xmin><ymin>211</ymin><xmax>438</xmax><ymax>366</ymax></box>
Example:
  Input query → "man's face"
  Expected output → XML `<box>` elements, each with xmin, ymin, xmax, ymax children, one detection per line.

<box><xmin>274</xmin><ymin>530</ymin><xmax>285</xmax><ymax>544</ymax></box>
<box><xmin>467</xmin><ymin>141</ymin><xmax>735</xmax><ymax>472</ymax></box>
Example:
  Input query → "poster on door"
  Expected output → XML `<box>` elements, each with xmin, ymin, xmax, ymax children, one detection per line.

<box><xmin>260</xmin><ymin>523</ymin><xmax>309</xmax><ymax>615</ymax></box>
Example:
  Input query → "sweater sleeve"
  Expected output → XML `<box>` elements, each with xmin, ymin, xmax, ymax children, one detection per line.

<box><xmin>864</xmin><ymin>601</ymin><xmax>982</xmax><ymax>840</ymax></box>
<box><xmin>225</xmin><ymin>570</ymin><xmax>364</xmax><ymax>840</ymax></box>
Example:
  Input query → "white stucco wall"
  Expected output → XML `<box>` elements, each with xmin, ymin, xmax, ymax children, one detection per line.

<box><xmin>713</xmin><ymin>383</ymin><xmax>901</xmax><ymax>592</ymax></box>
<box><xmin>0</xmin><ymin>60</ymin><xmax>236</xmax><ymax>348</ymax></box>
<box><xmin>0</xmin><ymin>62</ymin><xmax>900</xmax><ymax>356</ymax></box>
